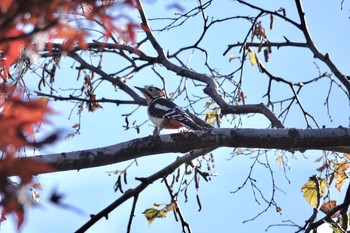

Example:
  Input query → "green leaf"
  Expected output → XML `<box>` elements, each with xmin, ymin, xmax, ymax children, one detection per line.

<box><xmin>142</xmin><ymin>207</ymin><xmax>168</xmax><ymax>226</ymax></box>
<box><xmin>143</xmin><ymin>208</ymin><xmax>159</xmax><ymax>225</ymax></box>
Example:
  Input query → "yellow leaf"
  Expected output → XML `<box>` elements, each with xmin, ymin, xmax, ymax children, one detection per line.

<box><xmin>248</xmin><ymin>48</ymin><xmax>257</xmax><ymax>66</ymax></box>
<box><xmin>276</xmin><ymin>156</ymin><xmax>283</xmax><ymax>168</ymax></box>
<box><xmin>205</xmin><ymin>108</ymin><xmax>220</xmax><ymax>125</ymax></box>
<box><xmin>344</xmin><ymin>153</ymin><xmax>350</xmax><ymax>159</ymax></box>
<box><xmin>301</xmin><ymin>177</ymin><xmax>327</xmax><ymax>208</ymax></box>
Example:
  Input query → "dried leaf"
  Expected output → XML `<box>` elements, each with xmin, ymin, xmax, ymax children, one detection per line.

<box><xmin>264</xmin><ymin>48</ymin><xmax>269</xmax><ymax>62</ymax></box>
<box><xmin>333</xmin><ymin>162</ymin><xmax>350</xmax><ymax>191</ymax></box>
<box><xmin>229</xmin><ymin>54</ymin><xmax>236</xmax><ymax>62</ymax></box>
<box><xmin>153</xmin><ymin>203</ymin><xmax>161</xmax><ymax>207</ymax></box>
<box><xmin>65</xmin><ymin>133</ymin><xmax>75</xmax><ymax>139</ymax></box>
<box><xmin>165</xmin><ymin>203</ymin><xmax>177</xmax><ymax>212</ymax></box>
<box><xmin>204</xmin><ymin>101</ymin><xmax>215</xmax><ymax>108</ymax></box>
<box><xmin>314</xmin><ymin>156</ymin><xmax>323</xmax><ymax>163</ymax></box>
<box><xmin>275</xmin><ymin>205</ymin><xmax>282</xmax><ymax>213</ymax></box>
<box><xmin>30</xmin><ymin>183</ymin><xmax>41</xmax><ymax>189</ymax></box>
<box><xmin>320</xmin><ymin>200</ymin><xmax>338</xmax><ymax>218</ymax></box>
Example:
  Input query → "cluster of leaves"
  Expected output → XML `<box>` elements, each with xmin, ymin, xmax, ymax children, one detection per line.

<box><xmin>0</xmin><ymin>0</ymin><xmax>138</xmax><ymax>229</ymax></box>
<box><xmin>0</xmin><ymin>85</ymin><xmax>56</xmax><ymax>228</ymax></box>
<box><xmin>301</xmin><ymin>153</ymin><xmax>350</xmax><ymax>230</ymax></box>
<box><xmin>143</xmin><ymin>202</ymin><xmax>177</xmax><ymax>225</ymax></box>
<box><xmin>0</xmin><ymin>0</ymin><xmax>137</xmax><ymax>78</ymax></box>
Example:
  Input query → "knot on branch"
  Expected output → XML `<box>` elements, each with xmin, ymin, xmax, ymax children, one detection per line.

<box><xmin>288</xmin><ymin>128</ymin><xmax>300</xmax><ymax>139</ymax></box>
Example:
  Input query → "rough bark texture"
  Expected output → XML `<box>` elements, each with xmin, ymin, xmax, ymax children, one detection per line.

<box><xmin>33</xmin><ymin>127</ymin><xmax>350</xmax><ymax>173</ymax></box>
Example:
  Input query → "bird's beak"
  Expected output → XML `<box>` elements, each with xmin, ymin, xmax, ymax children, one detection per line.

<box><xmin>134</xmin><ymin>86</ymin><xmax>145</xmax><ymax>93</ymax></box>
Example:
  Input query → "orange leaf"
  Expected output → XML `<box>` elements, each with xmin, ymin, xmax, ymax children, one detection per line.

<box><xmin>320</xmin><ymin>200</ymin><xmax>338</xmax><ymax>218</ymax></box>
<box><xmin>2</xmin><ymin>197</ymin><xmax>24</xmax><ymax>229</ymax></box>
<box><xmin>0</xmin><ymin>94</ymin><xmax>54</xmax><ymax>149</ymax></box>
<box><xmin>0</xmin><ymin>158</ymin><xmax>55</xmax><ymax>184</ymax></box>
<box><xmin>0</xmin><ymin>0</ymin><xmax>13</xmax><ymax>11</ymax></box>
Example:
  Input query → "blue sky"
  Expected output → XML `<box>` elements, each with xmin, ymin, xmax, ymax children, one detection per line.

<box><xmin>2</xmin><ymin>1</ymin><xmax>350</xmax><ymax>233</ymax></box>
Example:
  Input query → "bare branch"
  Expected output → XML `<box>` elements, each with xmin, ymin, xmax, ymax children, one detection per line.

<box><xmin>295</xmin><ymin>0</ymin><xmax>350</xmax><ymax>94</ymax></box>
<box><xmin>75</xmin><ymin>148</ymin><xmax>211</xmax><ymax>233</ymax></box>
<box><xmin>35</xmin><ymin>91</ymin><xmax>142</xmax><ymax>106</ymax></box>
<box><xmin>223</xmin><ymin>41</ymin><xmax>309</xmax><ymax>56</ymax></box>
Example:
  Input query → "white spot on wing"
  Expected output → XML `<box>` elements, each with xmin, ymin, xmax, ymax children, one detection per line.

<box><xmin>154</xmin><ymin>103</ymin><xmax>171</xmax><ymax>111</ymax></box>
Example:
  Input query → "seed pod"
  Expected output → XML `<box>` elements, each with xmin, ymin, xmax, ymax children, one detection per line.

<box><xmin>270</xmin><ymin>14</ymin><xmax>274</xmax><ymax>30</ymax></box>
<box><xmin>264</xmin><ymin>48</ymin><xmax>269</xmax><ymax>62</ymax></box>
<box><xmin>196</xmin><ymin>194</ymin><xmax>202</xmax><ymax>212</ymax></box>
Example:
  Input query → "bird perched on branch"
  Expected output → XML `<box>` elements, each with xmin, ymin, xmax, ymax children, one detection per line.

<box><xmin>135</xmin><ymin>85</ymin><xmax>203</xmax><ymax>134</ymax></box>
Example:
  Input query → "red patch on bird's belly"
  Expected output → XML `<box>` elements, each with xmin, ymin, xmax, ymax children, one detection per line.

<box><xmin>162</xmin><ymin>119</ymin><xmax>184</xmax><ymax>129</ymax></box>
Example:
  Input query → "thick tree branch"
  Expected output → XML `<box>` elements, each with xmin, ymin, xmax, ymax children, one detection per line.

<box><xmin>305</xmin><ymin>195</ymin><xmax>350</xmax><ymax>232</ymax></box>
<box><xmin>33</xmin><ymin>127</ymin><xmax>350</xmax><ymax>174</ymax></box>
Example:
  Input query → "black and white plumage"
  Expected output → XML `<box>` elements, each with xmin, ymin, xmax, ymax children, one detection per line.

<box><xmin>135</xmin><ymin>85</ymin><xmax>202</xmax><ymax>131</ymax></box>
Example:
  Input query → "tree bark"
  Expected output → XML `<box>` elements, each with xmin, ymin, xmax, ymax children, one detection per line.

<box><xmin>33</xmin><ymin>127</ymin><xmax>350</xmax><ymax>173</ymax></box>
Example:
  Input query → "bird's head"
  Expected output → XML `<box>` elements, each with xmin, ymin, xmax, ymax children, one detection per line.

<box><xmin>134</xmin><ymin>85</ymin><xmax>165</xmax><ymax>104</ymax></box>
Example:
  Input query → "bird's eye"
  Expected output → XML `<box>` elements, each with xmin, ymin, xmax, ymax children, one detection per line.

<box><xmin>149</xmin><ymin>88</ymin><xmax>153</xmax><ymax>92</ymax></box>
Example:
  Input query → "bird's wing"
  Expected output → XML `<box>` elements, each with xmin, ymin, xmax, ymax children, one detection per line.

<box><xmin>149</xmin><ymin>98</ymin><xmax>201</xmax><ymax>130</ymax></box>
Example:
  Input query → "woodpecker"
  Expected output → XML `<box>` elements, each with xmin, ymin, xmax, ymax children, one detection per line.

<box><xmin>135</xmin><ymin>85</ymin><xmax>202</xmax><ymax>132</ymax></box>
